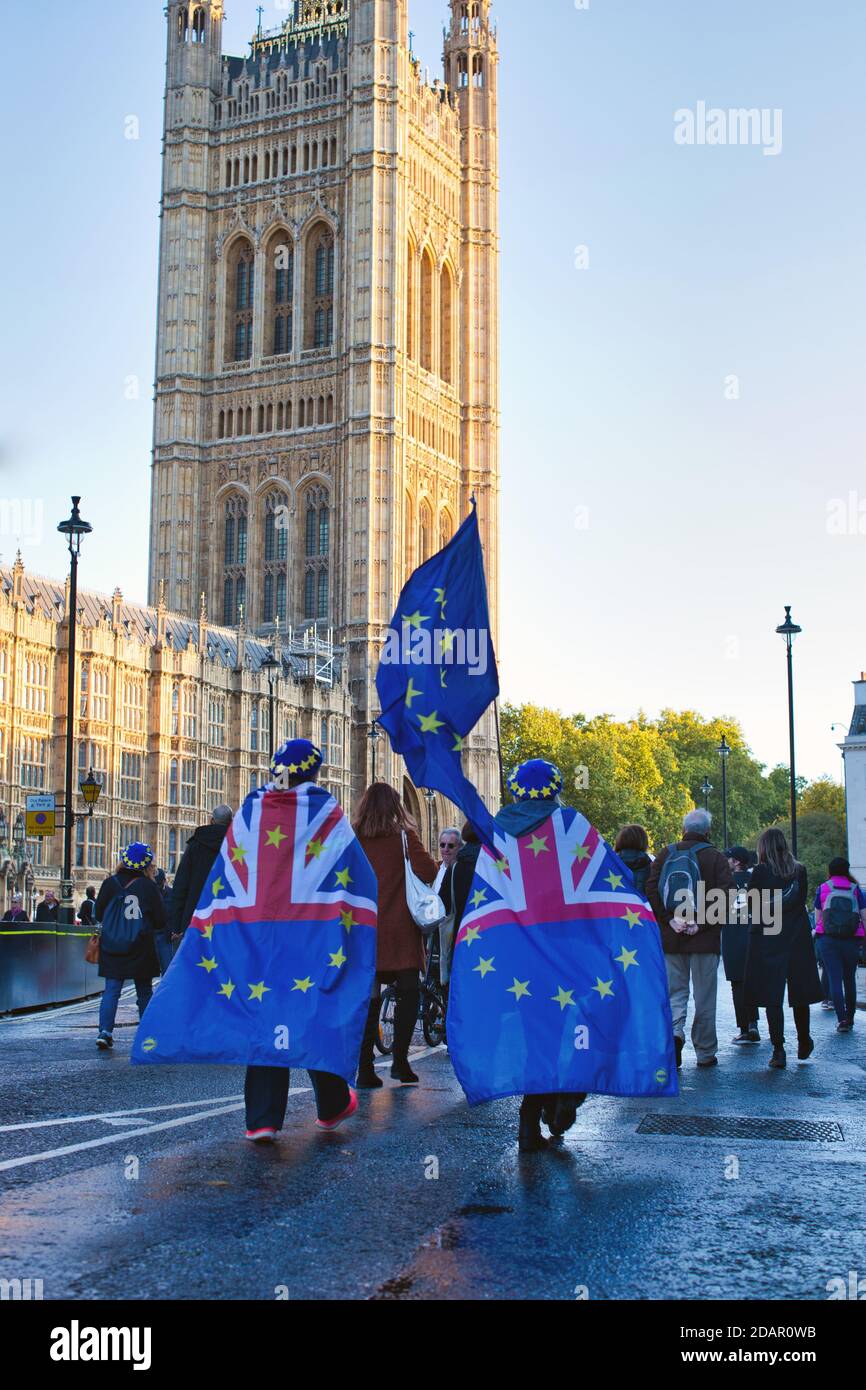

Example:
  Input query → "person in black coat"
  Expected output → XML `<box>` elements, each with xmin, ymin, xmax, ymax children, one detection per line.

<box><xmin>439</xmin><ymin>823</ymin><xmax>482</xmax><ymax>984</ymax></box>
<box><xmin>744</xmin><ymin>828</ymin><xmax>821</xmax><ymax>1069</ymax></box>
<box><xmin>167</xmin><ymin>806</ymin><xmax>233</xmax><ymax>944</ymax></box>
<box><xmin>614</xmin><ymin>824</ymin><xmax>653</xmax><ymax>900</ymax></box>
<box><xmin>2</xmin><ymin>893</ymin><xmax>29</xmax><ymax>924</ymax></box>
<box><xmin>78</xmin><ymin>886</ymin><xmax>97</xmax><ymax>928</ymax></box>
<box><xmin>34</xmin><ymin>891</ymin><xmax>59</xmax><ymax>923</ymax></box>
<box><xmin>722</xmin><ymin>847</ymin><xmax>760</xmax><ymax>1044</ymax></box>
<box><xmin>95</xmin><ymin>842</ymin><xmax>165</xmax><ymax>1051</ymax></box>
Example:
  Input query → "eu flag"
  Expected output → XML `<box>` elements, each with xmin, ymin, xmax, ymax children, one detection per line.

<box><xmin>131</xmin><ymin>784</ymin><xmax>377</xmax><ymax>1081</ymax></box>
<box><xmin>447</xmin><ymin>801</ymin><xmax>679</xmax><ymax>1104</ymax></box>
<box><xmin>375</xmin><ymin>505</ymin><xmax>499</xmax><ymax>843</ymax></box>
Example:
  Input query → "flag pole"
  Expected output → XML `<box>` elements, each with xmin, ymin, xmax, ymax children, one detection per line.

<box><xmin>494</xmin><ymin>699</ymin><xmax>507</xmax><ymax>807</ymax></box>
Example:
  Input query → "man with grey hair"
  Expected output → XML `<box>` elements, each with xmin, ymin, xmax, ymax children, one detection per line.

<box><xmin>647</xmin><ymin>808</ymin><xmax>735</xmax><ymax>1070</ymax></box>
<box><xmin>167</xmin><ymin>804</ymin><xmax>234</xmax><ymax>946</ymax></box>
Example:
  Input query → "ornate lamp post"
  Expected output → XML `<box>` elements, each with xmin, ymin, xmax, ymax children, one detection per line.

<box><xmin>79</xmin><ymin>768</ymin><xmax>103</xmax><ymax>818</ymax></box>
<box><xmin>423</xmin><ymin>788</ymin><xmax>436</xmax><ymax>855</ymax></box>
<box><xmin>57</xmin><ymin>497</ymin><xmax>92</xmax><ymax>928</ymax></box>
<box><xmin>717</xmin><ymin>735</ymin><xmax>730</xmax><ymax>849</ymax></box>
<box><xmin>776</xmin><ymin>606</ymin><xmax>803</xmax><ymax>858</ymax></box>
<box><xmin>368</xmin><ymin>720</ymin><xmax>382</xmax><ymax>784</ymax></box>
<box><xmin>260</xmin><ymin>648</ymin><xmax>281</xmax><ymax>764</ymax></box>
<box><xmin>701</xmin><ymin>777</ymin><xmax>713</xmax><ymax>812</ymax></box>
<box><xmin>11</xmin><ymin>813</ymin><xmax>32</xmax><ymax>913</ymax></box>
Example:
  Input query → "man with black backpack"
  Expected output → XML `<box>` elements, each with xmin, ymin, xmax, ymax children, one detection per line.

<box><xmin>814</xmin><ymin>857</ymin><xmax>866</xmax><ymax>1032</ymax></box>
<box><xmin>646</xmin><ymin>809</ymin><xmax>735</xmax><ymax>1070</ymax></box>
<box><xmin>94</xmin><ymin>842</ymin><xmax>165</xmax><ymax>1051</ymax></box>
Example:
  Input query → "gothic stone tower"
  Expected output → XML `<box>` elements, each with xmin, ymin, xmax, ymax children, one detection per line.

<box><xmin>149</xmin><ymin>0</ymin><xmax>501</xmax><ymax>809</ymax></box>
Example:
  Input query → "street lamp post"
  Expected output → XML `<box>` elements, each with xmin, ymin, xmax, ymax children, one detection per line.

<box><xmin>368</xmin><ymin>720</ymin><xmax>382</xmax><ymax>784</ymax></box>
<box><xmin>260</xmin><ymin>649</ymin><xmax>281</xmax><ymax>764</ymax></box>
<box><xmin>57</xmin><ymin>497</ymin><xmax>92</xmax><ymax>929</ymax></box>
<box><xmin>423</xmin><ymin>788</ymin><xmax>435</xmax><ymax>855</ymax></box>
<box><xmin>718</xmin><ymin>735</ymin><xmax>730</xmax><ymax>850</ymax></box>
<box><xmin>776</xmin><ymin>605</ymin><xmax>802</xmax><ymax>859</ymax></box>
<box><xmin>701</xmin><ymin>777</ymin><xmax>713</xmax><ymax>812</ymax></box>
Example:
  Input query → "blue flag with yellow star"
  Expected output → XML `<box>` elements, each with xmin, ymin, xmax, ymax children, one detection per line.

<box><xmin>131</xmin><ymin>784</ymin><xmax>377</xmax><ymax>1079</ymax></box>
<box><xmin>376</xmin><ymin>505</ymin><xmax>499</xmax><ymax>843</ymax></box>
<box><xmin>447</xmin><ymin>801</ymin><xmax>678</xmax><ymax>1105</ymax></box>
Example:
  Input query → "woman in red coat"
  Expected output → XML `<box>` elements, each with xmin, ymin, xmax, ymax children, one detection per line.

<box><xmin>354</xmin><ymin>784</ymin><xmax>438</xmax><ymax>1087</ymax></box>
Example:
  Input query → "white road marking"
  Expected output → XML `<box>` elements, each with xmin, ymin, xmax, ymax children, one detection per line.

<box><xmin>0</xmin><ymin>1093</ymin><xmax>245</xmax><ymax>1134</ymax></box>
<box><xmin>0</xmin><ymin>1046</ymin><xmax>445</xmax><ymax>1174</ymax></box>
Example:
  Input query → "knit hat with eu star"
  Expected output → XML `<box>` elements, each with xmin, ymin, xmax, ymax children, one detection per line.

<box><xmin>270</xmin><ymin>738</ymin><xmax>323</xmax><ymax>781</ymax></box>
<box><xmin>506</xmin><ymin>759</ymin><xmax>564</xmax><ymax>802</ymax></box>
<box><xmin>121</xmin><ymin>842</ymin><xmax>155</xmax><ymax>871</ymax></box>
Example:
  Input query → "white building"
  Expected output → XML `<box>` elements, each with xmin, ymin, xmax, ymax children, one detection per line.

<box><xmin>841</xmin><ymin>674</ymin><xmax>866</xmax><ymax>882</ymax></box>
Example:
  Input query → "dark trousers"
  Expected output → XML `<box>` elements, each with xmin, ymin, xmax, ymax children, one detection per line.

<box><xmin>820</xmin><ymin>936</ymin><xmax>860</xmax><ymax>1025</ymax></box>
<box><xmin>374</xmin><ymin>968</ymin><xmax>420</xmax><ymax>1065</ymax></box>
<box><xmin>730</xmin><ymin>980</ymin><xmax>759</xmax><ymax>1031</ymax></box>
<box><xmin>244</xmin><ymin>1066</ymin><xmax>350</xmax><ymax>1131</ymax></box>
<box><xmin>765</xmin><ymin>1004</ymin><xmax>811</xmax><ymax>1049</ymax></box>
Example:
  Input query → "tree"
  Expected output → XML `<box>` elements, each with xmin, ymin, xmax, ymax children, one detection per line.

<box><xmin>799</xmin><ymin>776</ymin><xmax>846</xmax><ymax>825</ymax></box>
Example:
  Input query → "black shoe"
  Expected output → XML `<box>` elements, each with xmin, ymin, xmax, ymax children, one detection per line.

<box><xmin>391</xmin><ymin>1060</ymin><xmax>419</xmax><ymax>1085</ymax></box>
<box><xmin>542</xmin><ymin>1095</ymin><xmax>587</xmax><ymax>1137</ymax></box>
<box><xmin>769</xmin><ymin>1047</ymin><xmax>787</xmax><ymax>1069</ymax></box>
<box><xmin>837</xmin><ymin>1021</ymin><xmax>853</xmax><ymax>1034</ymax></box>
<box><xmin>356</xmin><ymin>1066</ymin><xmax>383</xmax><ymax>1089</ymax></box>
<box><xmin>696</xmin><ymin>1056</ymin><xmax>718</xmax><ymax>1069</ymax></box>
<box><xmin>518</xmin><ymin>1118</ymin><xmax>549</xmax><ymax>1153</ymax></box>
<box><xmin>747</xmin><ymin>1025</ymin><xmax>761</xmax><ymax>1042</ymax></box>
<box><xmin>96</xmin><ymin>1032</ymin><xmax>113</xmax><ymax>1050</ymax></box>
<box><xmin>731</xmin><ymin>1031</ymin><xmax>750</xmax><ymax>1045</ymax></box>
<box><xmin>674</xmin><ymin>1036</ymin><xmax>684</xmax><ymax>1070</ymax></box>
<box><xmin>797</xmin><ymin>1037</ymin><xmax>815</xmax><ymax>1060</ymax></box>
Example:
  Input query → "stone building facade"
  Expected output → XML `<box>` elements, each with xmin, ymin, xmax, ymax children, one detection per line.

<box><xmin>148</xmin><ymin>0</ymin><xmax>502</xmax><ymax>812</ymax></box>
<box><xmin>0</xmin><ymin>556</ymin><xmax>352</xmax><ymax>915</ymax></box>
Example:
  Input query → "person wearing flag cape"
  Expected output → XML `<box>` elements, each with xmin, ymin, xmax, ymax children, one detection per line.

<box><xmin>131</xmin><ymin>740</ymin><xmax>378</xmax><ymax>1143</ymax></box>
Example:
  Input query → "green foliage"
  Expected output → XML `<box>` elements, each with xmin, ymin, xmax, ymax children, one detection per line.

<box><xmin>499</xmin><ymin>703</ymin><xmax>844</xmax><ymax>858</ymax></box>
<box><xmin>764</xmin><ymin>813</ymin><xmax>847</xmax><ymax>896</ymax></box>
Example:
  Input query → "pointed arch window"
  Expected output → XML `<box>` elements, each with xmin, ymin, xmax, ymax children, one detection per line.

<box><xmin>420</xmin><ymin>250</ymin><xmax>435</xmax><ymax>373</ymax></box>
<box><xmin>268</xmin><ymin>234</ymin><xmax>294</xmax><ymax>357</ymax></box>
<box><xmin>262</xmin><ymin>490</ymin><xmax>290</xmax><ymax>625</ymax></box>
<box><xmin>440</xmin><ymin>264</ymin><xmax>454</xmax><ymax>385</ymax></box>
<box><xmin>222</xmin><ymin>494</ymin><xmax>248</xmax><ymax>625</ymax></box>
<box><xmin>305</xmin><ymin>224</ymin><xmax>335</xmax><ymax>350</ymax></box>
<box><xmin>303</xmin><ymin>488</ymin><xmax>330</xmax><ymax>621</ymax></box>
<box><xmin>226</xmin><ymin>240</ymin><xmax>255</xmax><ymax>364</ymax></box>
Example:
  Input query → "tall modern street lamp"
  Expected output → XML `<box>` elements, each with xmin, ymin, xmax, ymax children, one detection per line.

<box><xmin>57</xmin><ymin>497</ymin><xmax>92</xmax><ymax>928</ymax></box>
<box><xmin>368</xmin><ymin>720</ymin><xmax>382</xmax><ymax>784</ymax></box>
<box><xmin>776</xmin><ymin>605</ymin><xmax>802</xmax><ymax>859</ymax></box>
<box><xmin>717</xmin><ymin>735</ymin><xmax>730</xmax><ymax>850</ymax></box>
<box><xmin>260</xmin><ymin>648</ymin><xmax>281</xmax><ymax>764</ymax></box>
<box><xmin>701</xmin><ymin>777</ymin><xmax>713</xmax><ymax>812</ymax></box>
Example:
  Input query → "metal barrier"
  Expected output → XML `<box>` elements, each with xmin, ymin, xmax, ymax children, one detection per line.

<box><xmin>0</xmin><ymin>930</ymin><xmax>104</xmax><ymax>1014</ymax></box>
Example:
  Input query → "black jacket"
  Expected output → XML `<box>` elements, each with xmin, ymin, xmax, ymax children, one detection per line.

<box><xmin>79</xmin><ymin>897</ymin><xmax>97</xmax><ymax>928</ymax></box>
<box><xmin>95</xmin><ymin>870</ymin><xmax>164</xmax><ymax>981</ymax></box>
<box><xmin>35</xmin><ymin>901</ymin><xmax>59</xmax><ymax>923</ymax></box>
<box><xmin>618</xmin><ymin>848</ymin><xmax>653</xmax><ymax>901</ymax></box>
<box><xmin>744</xmin><ymin>863</ymin><xmax>822</xmax><ymax>1009</ymax></box>
<box><xmin>441</xmin><ymin>842</ymin><xmax>481</xmax><ymax>933</ymax></box>
<box><xmin>168</xmin><ymin>823</ymin><xmax>229</xmax><ymax>936</ymax></box>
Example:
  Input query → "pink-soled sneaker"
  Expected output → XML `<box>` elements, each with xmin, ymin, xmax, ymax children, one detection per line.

<box><xmin>245</xmin><ymin>1128</ymin><xmax>277</xmax><ymax>1144</ymax></box>
<box><xmin>315</xmin><ymin>1088</ymin><xmax>358</xmax><ymax>1132</ymax></box>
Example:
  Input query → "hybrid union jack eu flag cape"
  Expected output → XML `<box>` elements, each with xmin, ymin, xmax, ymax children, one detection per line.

<box><xmin>131</xmin><ymin>784</ymin><xmax>377</xmax><ymax>1080</ymax></box>
<box><xmin>447</xmin><ymin>802</ymin><xmax>678</xmax><ymax>1105</ymax></box>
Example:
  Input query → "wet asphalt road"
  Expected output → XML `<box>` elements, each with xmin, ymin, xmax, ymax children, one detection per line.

<box><xmin>1</xmin><ymin>985</ymin><xmax>865</xmax><ymax>1302</ymax></box>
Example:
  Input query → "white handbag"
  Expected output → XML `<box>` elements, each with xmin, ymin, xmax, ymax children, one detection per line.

<box><xmin>402</xmin><ymin>831</ymin><xmax>448</xmax><ymax>936</ymax></box>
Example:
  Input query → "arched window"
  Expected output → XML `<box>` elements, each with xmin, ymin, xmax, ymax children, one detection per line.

<box><xmin>226</xmin><ymin>239</ymin><xmax>255</xmax><ymax>364</ymax></box>
<box><xmin>439</xmin><ymin>510</ymin><xmax>454</xmax><ymax>552</ymax></box>
<box><xmin>419</xmin><ymin>501</ymin><xmax>432</xmax><ymax>564</ymax></box>
<box><xmin>169</xmin><ymin>758</ymin><xmax>179</xmax><ymax>806</ymax></box>
<box><xmin>303</xmin><ymin>488</ymin><xmax>330</xmax><ymax>622</ymax></box>
<box><xmin>262</xmin><ymin>490</ymin><xmax>289</xmax><ymax>624</ymax></box>
<box><xmin>192</xmin><ymin>6</ymin><xmax>205</xmax><ymax>42</ymax></box>
<box><xmin>457</xmin><ymin>54</ymin><xmax>469</xmax><ymax>87</ymax></box>
<box><xmin>222</xmin><ymin>494</ymin><xmax>248</xmax><ymax>625</ymax></box>
<box><xmin>420</xmin><ymin>249</ymin><xmax>434</xmax><ymax>373</ymax></box>
<box><xmin>178</xmin><ymin>6</ymin><xmax>188</xmax><ymax>41</ymax></box>
<box><xmin>267</xmin><ymin>232</ymin><xmax>294</xmax><ymax>357</ymax></box>
<box><xmin>404</xmin><ymin>491</ymin><xmax>415</xmax><ymax>581</ymax></box>
<box><xmin>440</xmin><ymin>264</ymin><xmax>454</xmax><ymax>385</ymax></box>
<box><xmin>305</xmin><ymin>224</ymin><xmax>335</xmax><ymax>350</ymax></box>
<box><xmin>406</xmin><ymin>239</ymin><xmax>416</xmax><ymax>360</ymax></box>
<box><xmin>472</xmin><ymin>54</ymin><xmax>484</xmax><ymax>88</ymax></box>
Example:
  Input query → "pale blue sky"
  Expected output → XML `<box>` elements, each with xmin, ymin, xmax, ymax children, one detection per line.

<box><xmin>1</xmin><ymin>1</ymin><xmax>863</xmax><ymax>783</ymax></box>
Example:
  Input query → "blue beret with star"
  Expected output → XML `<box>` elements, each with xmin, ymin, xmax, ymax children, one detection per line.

<box><xmin>122</xmin><ymin>841</ymin><xmax>154</xmax><ymax>871</ymax></box>
<box><xmin>506</xmin><ymin>759</ymin><xmax>564</xmax><ymax>803</ymax></box>
<box><xmin>271</xmin><ymin>738</ymin><xmax>323</xmax><ymax>780</ymax></box>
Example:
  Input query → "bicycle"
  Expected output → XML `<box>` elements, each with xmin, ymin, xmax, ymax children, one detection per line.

<box><xmin>376</xmin><ymin>943</ymin><xmax>448</xmax><ymax>1054</ymax></box>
